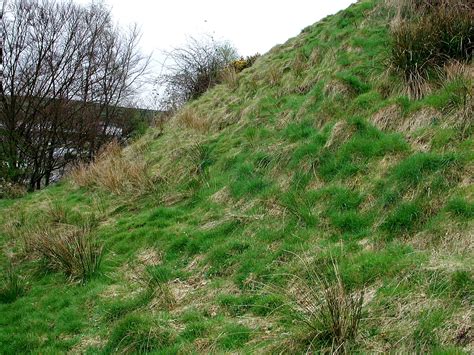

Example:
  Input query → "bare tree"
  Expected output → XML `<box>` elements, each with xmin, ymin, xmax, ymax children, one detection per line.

<box><xmin>0</xmin><ymin>0</ymin><xmax>150</xmax><ymax>190</ymax></box>
<box><xmin>157</xmin><ymin>36</ymin><xmax>238</xmax><ymax>111</ymax></box>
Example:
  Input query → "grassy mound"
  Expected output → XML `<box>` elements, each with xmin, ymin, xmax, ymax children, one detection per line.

<box><xmin>0</xmin><ymin>0</ymin><xmax>472</xmax><ymax>353</ymax></box>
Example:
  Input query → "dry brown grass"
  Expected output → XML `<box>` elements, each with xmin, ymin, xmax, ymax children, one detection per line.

<box><xmin>0</xmin><ymin>181</ymin><xmax>27</xmax><ymax>199</ymax></box>
<box><xmin>175</xmin><ymin>107</ymin><xmax>211</xmax><ymax>133</ymax></box>
<box><xmin>220</xmin><ymin>66</ymin><xmax>239</xmax><ymax>89</ymax></box>
<box><xmin>325</xmin><ymin>121</ymin><xmax>355</xmax><ymax>149</ymax></box>
<box><xmin>266</xmin><ymin>65</ymin><xmax>283</xmax><ymax>86</ymax></box>
<box><xmin>293</xmin><ymin>50</ymin><xmax>309</xmax><ymax>78</ymax></box>
<box><xmin>443</xmin><ymin>62</ymin><xmax>474</xmax><ymax>134</ymax></box>
<box><xmin>371</xmin><ymin>104</ymin><xmax>402</xmax><ymax>131</ymax></box>
<box><xmin>69</xmin><ymin>141</ymin><xmax>158</xmax><ymax>196</ymax></box>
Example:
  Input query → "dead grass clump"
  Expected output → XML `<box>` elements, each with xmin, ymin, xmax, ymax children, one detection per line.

<box><xmin>443</xmin><ymin>62</ymin><xmax>474</xmax><ymax>134</ymax></box>
<box><xmin>324</xmin><ymin>80</ymin><xmax>352</xmax><ymax>99</ymax></box>
<box><xmin>324</xmin><ymin>121</ymin><xmax>355</xmax><ymax>149</ymax></box>
<box><xmin>175</xmin><ymin>107</ymin><xmax>211</xmax><ymax>133</ymax></box>
<box><xmin>220</xmin><ymin>66</ymin><xmax>239</xmax><ymax>89</ymax></box>
<box><xmin>402</xmin><ymin>107</ymin><xmax>441</xmax><ymax>133</ymax></box>
<box><xmin>443</xmin><ymin>61</ymin><xmax>474</xmax><ymax>82</ymax></box>
<box><xmin>70</xmin><ymin>141</ymin><xmax>157</xmax><ymax>195</ymax></box>
<box><xmin>266</xmin><ymin>65</ymin><xmax>283</xmax><ymax>86</ymax></box>
<box><xmin>371</xmin><ymin>104</ymin><xmax>402</xmax><ymax>131</ymax></box>
<box><xmin>293</xmin><ymin>50</ymin><xmax>309</xmax><ymax>78</ymax></box>
<box><xmin>25</xmin><ymin>226</ymin><xmax>103</xmax><ymax>283</ymax></box>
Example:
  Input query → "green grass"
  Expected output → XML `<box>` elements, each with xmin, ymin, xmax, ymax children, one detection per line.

<box><xmin>0</xmin><ymin>0</ymin><xmax>472</xmax><ymax>353</ymax></box>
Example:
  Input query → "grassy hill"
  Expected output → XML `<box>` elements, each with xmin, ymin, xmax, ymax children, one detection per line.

<box><xmin>1</xmin><ymin>0</ymin><xmax>472</xmax><ymax>353</ymax></box>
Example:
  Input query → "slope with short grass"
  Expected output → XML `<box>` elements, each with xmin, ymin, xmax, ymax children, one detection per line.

<box><xmin>1</xmin><ymin>0</ymin><xmax>473</xmax><ymax>353</ymax></box>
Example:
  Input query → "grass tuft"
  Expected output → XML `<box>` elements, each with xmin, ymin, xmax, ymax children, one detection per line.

<box><xmin>106</xmin><ymin>314</ymin><xmax>172</xmax><ymax>353</ymax></box>
<box><xmin>446</xmin><ymin>198</ymin><xmax>474</xmax><ymax>219</ymax></box>
<box><xmin>0</xmin><ymin>261</ymin><xmax>26</xmax><ymax>304</ymax></box>
<box><xmin>286</xmin><ymin>257</ymin><xmax>364</xmax><ymax>353</ymax></box>
<box><xmin>389</xmin><ymin>0</ymin><xmax>473</xmax><ymax>99</ymax></box>
<box><xmin>25</xmin><ymin>226</ymin><xmax>103</xmax><ymax>283</ymax></box>
<box><xmin>70</xmin><ymin>141</ymin><xmax>158</xmax><ymax>196</ymax></box>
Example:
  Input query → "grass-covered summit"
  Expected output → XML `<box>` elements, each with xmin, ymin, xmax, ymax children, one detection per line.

<box><xmin>1</xmin><ymin>0</ymin><xmax>472</xmax><ymax>353</ymax></box>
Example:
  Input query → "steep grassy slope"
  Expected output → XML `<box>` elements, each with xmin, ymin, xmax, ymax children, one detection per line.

<box><xmin>1</xmin><ymin>0</ymin><xmax>473</xmax><ymax>353</ymax></box>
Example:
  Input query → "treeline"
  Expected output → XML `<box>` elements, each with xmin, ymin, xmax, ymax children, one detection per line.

<box><xmin>0</xmin><ymin>0</ymin><xmax>150</xmax><ymax>191</ymax></box>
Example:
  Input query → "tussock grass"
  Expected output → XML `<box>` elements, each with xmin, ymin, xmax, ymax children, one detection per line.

<box><xmin>105</xmin><ymin>314</ymin><xmax>172</xmax><ymax>353</ymax></box>
<box><xmin>175</xmin><ymin>107</ymin><xmax>211</xmax><ymax>133</ymax></box>
<box><xmin>285</xmin><ymin>257</ymin><xmax>364</xmax><ymax>353</ymax></box>
<box><xmin>446</xmin><ymin>198</ymin><xmax>474</xmax><ymax>219</ymax></box>
<box><xmin>0</xmin><ymin>261</ymin><xmax>25</xmax><ymax>304</ymax></box>
<box><xmin>220</xmin><ymin>66</ymin><xmax>239</xmax><ymax>89</ymax></box>
<box><xmin>185</xmin><ymin>142</ymin><xmax>213</xmax><ymax>178</ymax></box>
<box><xmin>25</xmin><ymin>226</ymin><xmax>103</xmax><ymax>283</ymax></box>
<box><xmin>388</xmin><ymin>0</ymin><xmax>473</xmax><ymax>99</ymax></box>
<box><xmin>70</xmin><ymin>141</ymin><xmax>158</xmax><ymax>196</ymax></box>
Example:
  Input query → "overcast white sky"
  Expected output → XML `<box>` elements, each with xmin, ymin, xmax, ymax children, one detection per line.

<box><xmin>74</xmin><ymin>0</ymin><xmax>355</xmax><ymax>59</ymax></box>
<box><xmin>74</xmin><ymin>0</ymin><xmax>356</xmax><ymax>102</ymax></box>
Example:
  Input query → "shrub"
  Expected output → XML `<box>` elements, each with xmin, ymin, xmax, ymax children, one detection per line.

<box><xmin>25</xmin><ymin>226</ymin><xmax>103</xmax><ymax>283</ymax></box>
<box><xmin>157</xmin><ymin>36</ymin><xmax>239</xmax><ymax>111</ymax></box>
<box><xmin>389</xmin><ymin>0</ymin><xmax>473</xmax><ymax>98</ymax></box>
<box><xmin>229</xmin><ymin>54</ymin><xmax>261</xmax><ymax>73</ymax></box>
<box><xmin>0</xmin><ymin>261</ymin><xmax>26</xmax><ymax>304</ymax></box>
<box><xmin>70</xmin><ymin>141</ymin><xmax>158</xmax><ymax>196</ymax></box>
<box><xmin>0</xmin><ymin>180</ymin><xmax>27</xmax><ymax>199</ymax></box>
<box><xmin>221</xmin><ymin>54</ymin><xmax>261</xmax><ymax>89</ymax></box>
